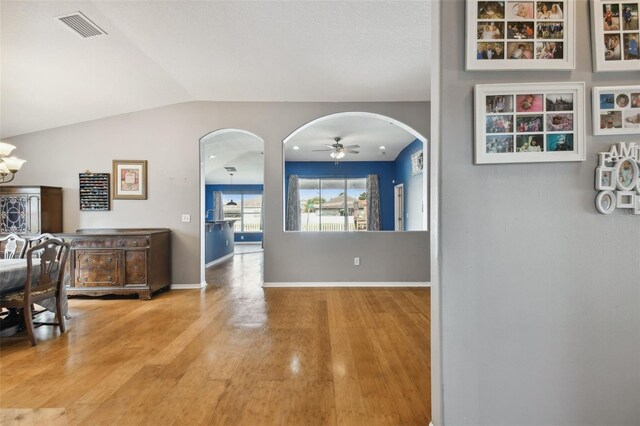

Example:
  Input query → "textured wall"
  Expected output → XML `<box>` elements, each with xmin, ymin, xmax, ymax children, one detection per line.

<box><xmin>440</xmin><ymin>1</ymin><xmax>640</xmax><ymax>424</ymax></box>
<box><xmin>6</xmin><ymin>101</ymin><xmax>430</xmax><ymax>284</ymax></box>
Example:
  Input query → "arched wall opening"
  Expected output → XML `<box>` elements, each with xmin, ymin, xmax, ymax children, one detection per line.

<box><xmin>198</xmin><ymin>128</ymin><xmax>265</xmax><ymax>286</ymax></box>
<box><xmin>282</xmin><ymin>111</ymin><xmax>429</xmax><ymax>233</ymax></box>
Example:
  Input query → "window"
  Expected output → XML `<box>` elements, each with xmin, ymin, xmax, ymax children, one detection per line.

<box><xmin>299</xmin><ymin>177</ymin><xmax>366</xmax><ymax>231</ymax></box>
<box><xmin>222</xmin><ymin>193</ymin><xmax>263</xmax><ymax>232</ymax></box>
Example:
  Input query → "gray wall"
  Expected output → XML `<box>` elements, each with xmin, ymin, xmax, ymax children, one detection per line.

<box><xmin>441</xmin><ymin>1</ymin><xmax>640</xmax><ymax>425</ymax></box>
<box><xmin>6</xmin><ymin>101</ymin><xmax>430</xmax><ymax>284</ymax></box>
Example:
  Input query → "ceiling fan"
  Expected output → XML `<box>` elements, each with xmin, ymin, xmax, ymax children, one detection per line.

<box><xmin>312</xmin><ymin>137</ymin><xmax>360</xmax><ymax>160</ymax></box>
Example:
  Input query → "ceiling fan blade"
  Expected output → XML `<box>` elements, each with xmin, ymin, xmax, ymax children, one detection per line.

<box><xmin>346</xmin><ymin>150</ymin><xmax>360</xmax><ymax>154</ymax></box>
<box><xmin>312</xmin><ymin>149</ymin><xmax>332</xmax><ymax>152</ymax></box>
<box><xmin>325</xmin><ymin>144</ymin><xmax>336</xmax><ymax>148</ymax></box>
<box><xmin>344</xmin><ymin>145</ymin><xmax>360</xmax><ymax>149</ymax></box>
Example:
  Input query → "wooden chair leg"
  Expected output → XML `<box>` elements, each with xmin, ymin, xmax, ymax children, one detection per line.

<box><xmin>23</xmin><ymin>305</ymin><xmax>36</xmax><ymax>346</ymax></box>
<box><xmin>56</xmin><ymin>297</ymin><xmax>65</xmax><ymax>333</ymax></box>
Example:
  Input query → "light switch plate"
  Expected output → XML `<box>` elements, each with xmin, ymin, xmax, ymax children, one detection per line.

<box><xmin>181</xmin><ymin>214</ymin><xmax>191</xmax><ymax>223</ymax></box>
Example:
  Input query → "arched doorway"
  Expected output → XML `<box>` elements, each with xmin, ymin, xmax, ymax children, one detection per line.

<box><xmin>199</xmin><ymin>129</ymin><xmax>265</xmax><ymax>285</ymax></box>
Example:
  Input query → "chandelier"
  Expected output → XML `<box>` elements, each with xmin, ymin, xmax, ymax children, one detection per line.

<box><xmin>0</xmin><ymin>142</ymin><xmax>26</xmax><ymax>184</ymax></box>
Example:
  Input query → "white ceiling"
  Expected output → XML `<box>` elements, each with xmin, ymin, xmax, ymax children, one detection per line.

<box><xmin>285</xmin><ymin>113</ymin><xmax>423</xmax><ymax>162</ymax></box>
<box><xmin>0</xmin><ymin>1</ymin><xmax>431</xmax><ymax>138</ymax></box>
<box><xmin>202</xmin><ymin>130</ymin><xmax>264</xmax><ymax>185</ymax></box>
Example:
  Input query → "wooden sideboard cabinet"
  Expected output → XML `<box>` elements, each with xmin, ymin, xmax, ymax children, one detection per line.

<box><xmin>62</xmin><ymin>228</ymin><xmax>171</xmax><ymax>300</ymax></box>
<box><xmin>0</xmin><ymin>186</ymin><xmax>63</xmax><ymax>235</ymax></box>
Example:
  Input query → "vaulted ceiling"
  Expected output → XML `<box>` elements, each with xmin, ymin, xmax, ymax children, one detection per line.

<box><xmin>0</xmin><ymin>1</ymin><xmax>431</xmax><ymax>138</ymax></box>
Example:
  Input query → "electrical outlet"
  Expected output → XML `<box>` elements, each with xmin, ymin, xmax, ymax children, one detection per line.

<box><xmin>354</xmin><ymin>257</ymin><xmax>360</xmax><ymax>266</ymax></box>
<box><xmin>241</xmin><ymin>235</ymin><xmax>244</xmax><ymax>240</ymax></box>
<box><xmin>181</xmin><ymin>214</ymin><xmax>191</xmax><ymax>223</ymax></box>
<box><xmin>226</xmin><ymin>240</ymin><xmax>229</xmax><ymax>246</ymax></box>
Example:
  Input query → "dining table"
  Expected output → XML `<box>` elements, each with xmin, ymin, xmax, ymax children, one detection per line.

<box><xmin>0</xmin><ymin>258</ymin><xmax>68</xmax><ymax>318</ymax></box>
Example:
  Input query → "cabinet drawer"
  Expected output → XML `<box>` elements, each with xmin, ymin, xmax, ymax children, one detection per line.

<box><xmin>70</xmin><ymin>237</ymin><xmax>148</xmax><ymax>249</ymax></box>
<box><xmin>75</xmin><ymin>251</ymin><xmax>121</xmax><ymax>287</ymax></box>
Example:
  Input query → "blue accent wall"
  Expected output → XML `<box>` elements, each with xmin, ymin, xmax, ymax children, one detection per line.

<box><xmin>205</xmin><ymin>222</ymin><xmax>234</xmax><ymax>264</ymax></box>
<box><xmin>205</xmin><ymin>184</ymin><xmax>264</xmax><ymax>242</ymax></box>
<box><xmin>284</xmin><ymin>161</ymin><xmax>396</xmax><ymax>231</ymax></box>
<box><xmin>393</xmin><ymin>139</ymin><xmax>424</xmax><ymax>230</ymax></box>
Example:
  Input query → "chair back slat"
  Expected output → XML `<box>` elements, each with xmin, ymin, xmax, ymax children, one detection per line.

<box><xmin>25</xmin><ymin>239</ymin><xmax>70</xmax><ymax>299</ymax></box>
<box><xmin>0</xmin><ymin>233</ymin><xmax>27</xmax><ymax>259</ymax></box>
<box><xmin>27</xmin><ymin>234</ymin><xmax>62</xmax><ymax>259</ymax></box>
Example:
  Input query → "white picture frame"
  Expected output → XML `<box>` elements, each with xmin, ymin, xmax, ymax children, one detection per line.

<box><xmin>596</xmin><ymin>189</ymin><xmax>617</xmax><ymax>213</ymax></box>
<box><xmin>590</xmin><ymin>0</ymin><xmax>640</xmax><ymax>72</ymax></box>
<box><xmin>594</xmin><ymin>141</ymin><xmax>640</xmax><ymax>215</ymax></box>
<box><xmin>474</xmin><ymin>81</ymin><xmax>586</xmax><ymax>164</ymax></box>
<box><xmin>466</xmin><ymin>0</ymin><xmax>576</xmax><ymax>70</ymax></box>
<box><xmin>595</xmin><ymin>166</ymin><xmax>617</xmax><ymax>189</ymax></box>
<box><xmin>592</xmin><ymin>86</ymin><xmax>640</xmax><ymax>135</ymax></box>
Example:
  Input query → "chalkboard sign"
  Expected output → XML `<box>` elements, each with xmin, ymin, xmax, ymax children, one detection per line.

<box><xmin>79</xmin><ymin>173</ymin><xmax>110</xmax><ymax>211</ymax></box>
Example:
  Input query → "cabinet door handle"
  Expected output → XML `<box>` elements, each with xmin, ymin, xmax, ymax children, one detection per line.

<box><xmin>107</xmin><ymin>276</ymin><xmax>112</xmax><ymax>281</ymax></box>
<box><xmin>107</xmin><ymin>257</ymin><xmax>113</xmax><ymax>263</ymax></box>
<box><xmin>132</xmin><ymin>241</ymin><xmax>138</xmax><ymax>247</ymax></box>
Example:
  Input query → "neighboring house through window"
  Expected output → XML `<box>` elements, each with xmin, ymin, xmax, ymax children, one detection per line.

<box><xmin>299</xmin><ymin>177</ymin><xmax>367</xmax><ymax>231</ymax></box>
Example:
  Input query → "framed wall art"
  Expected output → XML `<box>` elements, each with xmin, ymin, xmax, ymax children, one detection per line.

<box><xmin>466</xmin><ymin>0</ymin><xmax>576</xmax><ymax>70</ymax></box>
<box><xmin>112</xmin><ymin>160</ymin><xmax>147</xmax><ymax>200</ymax></box>
<box><xmin>590</xmin><ymin>0</ymin><xmax>640</xmax><ymax>72</ymax></box>
<box><xmin>474</xmin><ymin>81</ymin><xmax>586</xmax><ymax>164</ymax></box>
<box><xmin>79</xmin><ymin>172</ymin><xmax>110</xmax><ymax>211</ymax></box>
<box><xmin>593</xmin><ymin>86</ymin><xmax>640</xmax><ymax>135</ymax></box>
<box><xmin>594</xmin><ymin>141</ymin><xmax>640</xmax><ymax>214</ymax></box>
<box><xmin>411</xmin><ymin>150</ymin><xmax>424</xmax><ymax>175</ymax></box>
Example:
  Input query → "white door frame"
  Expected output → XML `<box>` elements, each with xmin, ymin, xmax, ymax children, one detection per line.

<box><xmin>394</xmin><ymin>183</ymin><xmax>404</xmax><ymax>231</ymax></box>
<box><xmin>430</xmin><ymin>0</ymin><xmax>443</xmax><ymax>424</ymax></box>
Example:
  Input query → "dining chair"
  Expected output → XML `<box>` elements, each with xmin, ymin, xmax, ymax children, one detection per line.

<box><xmin>0</xmin><ymin>233</ymin><xmax>27</xmax><ymax>259</ymax></box>
<box><xmin>27</xmin><ymin>233</ymin><xmax>61</xmax><ymax>256</ymax></box>
<box><xmin>0</xmin><ymin>238</ymin><xmax>70</xmax><ymax>346</ymax></box>
<box><xmin>25</xmin><ymin>234</ymin><xmax>65</xmax><ymax>315</ymax></box>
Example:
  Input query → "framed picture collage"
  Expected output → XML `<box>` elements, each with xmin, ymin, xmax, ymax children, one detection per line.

<box><xmin>591</xmin><ymin>0</ymin><xmax>640</xmax><ymax>71</ymax></box>
<box><xmin>467</xmin><ymin>1</ymin><xmax>638</xmax><ymax>168</ymax></box>
<box><xmin>475</xmin><ymin>82</ymin><xmax>585</xmax><ymax>164</ymax></box>
<box><xmin>467</xmin><ymin>0</ymin><xmax>575</xmax><ymax>70</ymax></box>
<box><xmin>593</xmin><ymin>85</ymin><xmax>640</xmax><ymax>135</ymax></box>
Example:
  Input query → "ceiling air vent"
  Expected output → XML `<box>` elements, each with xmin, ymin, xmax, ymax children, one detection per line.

<box><xmin>57</xmin><ymin>12</ymin><xmax>107</xmax><ymax>38</ymax></box>
<box><xmin>224</xmin><ymin>167</ymin><xmax>237</xmax><ymax>173</ymax></box>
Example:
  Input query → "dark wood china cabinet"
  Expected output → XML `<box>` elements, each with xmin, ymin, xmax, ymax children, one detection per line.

<box><xmin>0</xmin><ymin>186</ymin><xmax>63</xmax><ymax>235</ymax></box>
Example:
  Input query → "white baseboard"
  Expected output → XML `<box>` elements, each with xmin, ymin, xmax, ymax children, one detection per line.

<box><xmin>170</xmin><ymin>281</ymin><xmax>207</xmax><ymax>290</ymax></box>
<box><xmin>262</xmin><ymin>281</ymin><xmax>430</xmax><ymax>288</ymax></box>
<box><xmin>234</xmin><ymin>241</ymin><xmax>262</xmax><ymax>245</ymax></box>
<box><xmin>204</xmin><ymin>252</ymin><xmax>234</xmax><ymax>268</ymax></box>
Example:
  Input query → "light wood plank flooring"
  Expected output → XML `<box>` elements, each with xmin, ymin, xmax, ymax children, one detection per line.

<box><xmin>0</xmin><ymin>251</ymin><xmax>430</xmax><ymax>425</ymax></box>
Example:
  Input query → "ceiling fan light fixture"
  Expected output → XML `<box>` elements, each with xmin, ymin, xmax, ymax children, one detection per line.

<box><xmin>330</xmin><ymin>150</ymin><xmax>345</xmax><ymax>159</ymax></box>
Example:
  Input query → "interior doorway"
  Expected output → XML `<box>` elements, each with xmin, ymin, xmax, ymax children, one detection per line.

<box><xmin>199</xmin><ymin>129</ymin><xmax>265</xmax><ymax>286</ymax></box>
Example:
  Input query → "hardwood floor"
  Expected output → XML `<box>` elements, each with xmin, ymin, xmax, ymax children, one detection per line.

<box><xmin>0</xmin><ymin>252</ymin><xmax>430</xmax><ymax>425</ymax></box>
